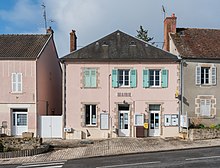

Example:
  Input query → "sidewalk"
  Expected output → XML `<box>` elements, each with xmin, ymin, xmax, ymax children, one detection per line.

<box><xmin>1</xmin><ymin>137</ymin><xmax>220</xmax><ymax>165</ymax></box>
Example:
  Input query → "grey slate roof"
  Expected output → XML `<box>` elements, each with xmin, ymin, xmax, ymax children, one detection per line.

<box><xmin>62</xmin><ymin>30</ymin><xmax>178</xmax><ymax>62</ymax></box>
<box><xmin>0</xmin><ymin>34</ymin><xmax>51</xmax><ymax>59</ymax></box>
<box><xmin>170</xmin><ymin>28</ymin><xmax>220</xmax><ymax>59</ymax></box>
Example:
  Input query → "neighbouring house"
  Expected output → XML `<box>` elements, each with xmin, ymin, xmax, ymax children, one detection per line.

<box><xmin>0</xmin><ymin>28</ymin><xmax>62</xmax><ymax>137</ymax></box>
<box><xmin>61</xmin><ymin>30</ymin><xmax>180</xmax><ymax>139</ymax></box>
<box><xmin>164</xmin><ymin>14</ymin><xmax>220</xmax><ymax>128</ymax></box>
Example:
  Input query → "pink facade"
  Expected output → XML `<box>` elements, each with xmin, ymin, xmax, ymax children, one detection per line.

<box><xmin>0</xmin><ymin>34</ymin><xmax>62</xmax><ymax>137</ymax></box>
<box><xmin>64</xmin><ymin>62</ymin><xmax>180</xmax><ymax>139</ymax></box>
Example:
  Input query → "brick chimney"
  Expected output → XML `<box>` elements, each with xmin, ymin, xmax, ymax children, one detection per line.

<box><xmin>163</xmin><ymin>13</ymin><xmax>177</xmax><ymax>52</ymax></box>
<box><xmin>46</xmin><ymin>26</ymin><xmax>54</xmax><ymax>34</ymax></box>
<box><xmin>70</xmin><ymin>30</ymin><xmax>77</xmax><ymax>52</ymax></box>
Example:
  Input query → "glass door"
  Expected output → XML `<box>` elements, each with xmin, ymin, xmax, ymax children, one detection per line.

<box><xmin>149</xmin><ymin>111</ymin><xmax>160</xmax><ymax>136</ymax></box>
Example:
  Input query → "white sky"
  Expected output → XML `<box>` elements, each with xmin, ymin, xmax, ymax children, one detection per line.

<box><xmin>1</xmin><ymin>0</ymin><xmax>220</xmax><ymax>57</ymax></box>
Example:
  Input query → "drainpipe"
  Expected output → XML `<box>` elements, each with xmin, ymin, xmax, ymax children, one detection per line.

<box><xmin>180</xmin><ymin>58</ymin><xmax>184</xmax><ymax>133</ymax></box>
<box><xmin>61</xmin><ymin>61</ymin><xmax>66</xmax><ymax>139</ymax></box>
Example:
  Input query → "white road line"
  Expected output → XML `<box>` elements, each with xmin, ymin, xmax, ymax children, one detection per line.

<box><xmin>21</xmin><ymin>160</ymin><xmax>67</xmax><ymax>166</ymax></box>
<box><xmin>96</xmin><ymin>161</ymin><xmax>161</xmax><ymax>168</ymax></box>
<box><xmin>16</xmin><ymin>162</ymin><xmax>65</xmax><ymax>168</ymax></box>
<box><xmin>186</xmin><ymin>155</ymin><xmax>220</xmax><ymax>161</ymax></box>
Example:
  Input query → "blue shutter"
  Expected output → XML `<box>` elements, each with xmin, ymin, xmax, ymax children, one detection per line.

<box><xmin>143</xmin><ymin>69</ymin><xmax>149</xmax><ymax>88</ymax></box>
<box><xmin>161</xmin><ymin>69</ymin><xmax>168</xmax><ymax>88</ymax></box>
<box><xmin>84</xmin><ymin>69</ymin><xmax>91</xmax><ymax>87</ymax></box>
<box><xmin>90</xmin><ymin>69</ymin><xmax>97</xmax><ymax>87</ymax></box>
<box><xmin>130</xmin><ymin>69</ymin><xmax>137</xmax><ymax>88</ymax></box>
<box><xmin>112</xmin><ymin>69</ymin><xmax>118</xmax><ymax>88</ymax></box>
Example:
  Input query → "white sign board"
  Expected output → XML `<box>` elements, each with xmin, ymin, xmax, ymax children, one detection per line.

<box><xmin>100</xmin><ymin>113</ymin><xmax>109</xmax><ymax>130</ymax></box>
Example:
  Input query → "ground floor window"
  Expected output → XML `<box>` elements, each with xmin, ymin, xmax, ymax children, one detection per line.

<box><xmin>85</xmin><ymin>105</ymin><xmax>97</xmax><ymax>126</ymax></box>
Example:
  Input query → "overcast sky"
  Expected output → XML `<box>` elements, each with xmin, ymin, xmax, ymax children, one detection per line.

<box><xmin>0</xmin><ymin>0</ymin><xmax>220</xmax><ymax>57</ymax></box>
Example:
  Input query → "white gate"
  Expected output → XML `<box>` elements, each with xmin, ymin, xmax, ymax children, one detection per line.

<box><xmin>39</xmin><ymin>116</ymin><xmax>63</xmax><ymax>138</ymax></box>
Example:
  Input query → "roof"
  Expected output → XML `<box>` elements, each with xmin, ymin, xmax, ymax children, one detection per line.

<box><xmin>170</xmin><ymin>28</ymin><xmax>220</xmax><ymax>59</ymax></box>
<box><xmin>62</xmin><ymin>30</ymin><xmax>178</xmax><ymax>62</ymax></box>
<box><xmin>0</xmin><ymin>34</ymin><xmax>51</xmax><ymax>59</ymax></box>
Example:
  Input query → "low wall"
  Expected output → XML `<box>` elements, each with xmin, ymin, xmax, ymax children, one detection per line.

<box><xmin>189</xmin><ymin>128</ymin><xmax>220</xmax><ymax>140</ymax></box>
<box><xmin>0</xmin><ymin>137</ymin><xmax>49</xmax><ymax>158</ymax></box>
<box><xmin>0</xmin><ymin>144</ymin><xmax>49</xmax><ymax>158</ymax></box>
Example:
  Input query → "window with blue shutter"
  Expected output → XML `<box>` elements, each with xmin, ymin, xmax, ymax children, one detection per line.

<box><xmin>84</xmin><ymin>68</ymin><xmax>97</xmax><ymax>88</ymax></box>
<box><xmin>130</xmin><ymin>69</ymin><xmax>137</xmax><ymax>88</ymax></box>
<box><xmin>143</xmin><ymin>69</ymin><xmax>149</xmax><ymax>88</ymax></box>
<box><xmin>161</xmin><ymin>69</ymin><xmax>168</xmax><ymax>88</ymax></box>
<box><xmin>112</xmin><ymin>69</ymin><xmax>118</xmax><ymax>88</ymax></box>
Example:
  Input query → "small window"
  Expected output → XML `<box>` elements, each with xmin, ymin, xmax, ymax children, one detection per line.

<box><xmin>85</xmin><ymin>105</ymin><xmax>97</xmax><ymax>126</ymax></box>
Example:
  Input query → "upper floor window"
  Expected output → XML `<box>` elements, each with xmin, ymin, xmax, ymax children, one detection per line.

<box><xmin>143</xmin><ymin>69</ymin><xmax>168</xmax><ymax>88</ymax></box>
<box><xmin>196</xmin><ymin>65</ymin><xmax>216</xmax><ymax>86</ymax></box>
<box><xmin>149</xmin><ymin>70</ymin><xmax>160</xmax><ymax>87</ymax></box>
<box><xmin>118</xmin><ymin>69</ymin><xmax>130</xmax><ymax>87</ymax></box>
<box><xmin>11</xmin><ymin>73</ymin><xmax>22</xmax><ymax>93</ymax></box>
<box><xmin>83</xmin><ymin>68</ymin><xmax>97</xmax><ymax>88</ymax></box>
<box><xmin>112</xmin><ymin>69</ymin><xmax>136</xmax><ymax>88</ymax></box>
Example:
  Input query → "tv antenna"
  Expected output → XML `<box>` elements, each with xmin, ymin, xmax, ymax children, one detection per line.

<box><xmin>41</xmin><ymin>3</ymin><xmax>47</xmax><ymax>32</ymax></box>
<box><xmin>162</xmin><ymin>5</ymin><xmax>167</xmax><ymax>20</ymax></box>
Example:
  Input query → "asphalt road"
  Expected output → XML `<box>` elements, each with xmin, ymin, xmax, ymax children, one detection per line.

<box><xmin>65</xmin><ymin>147</ymin><xmax>220</xmax><ymax>168</ymax></box>
<box><xmin>1</xmin><ymin>147</ymin><xmax>220</xmax><ymax>168</ymax></box>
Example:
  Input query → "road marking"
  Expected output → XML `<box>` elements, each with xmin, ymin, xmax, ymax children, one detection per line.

<box><xmin>186</xmin><ymin>155</ymin><xmax>220</xmax><ymax>161</ymax></box>
<box><xmin>96</xmin><ymin>161</ymin><xmax>161</xmax><ymax>168</ymax></box>
<box><xmin>16</xmin><ymin>160</ymin><xmax>66</xmax><ymax>168</ymax></box>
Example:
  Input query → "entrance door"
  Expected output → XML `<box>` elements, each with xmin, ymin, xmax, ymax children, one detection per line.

<box><xmin>12</xmin><ymin>110</ymin><xmax>28</xmax><ymax>136</ymax></box>
<box><xmin>118</xmin><ymin>110</ymin><xmax>130</xmax><ymax>136</ymax></box>
<box><xmin>149</xmin><ymin>111</ymin><xmax>160</xmax><ymax>136</ymax></box>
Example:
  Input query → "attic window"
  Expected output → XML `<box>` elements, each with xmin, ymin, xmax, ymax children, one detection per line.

<box><xmin>96</xmin><ymin>42</ymin><xmax>99</xmax><ymax>46</ymax></box>
<box><xmin>102</xmin><ymin>41</ymin><xmax>108</xmax><ymax>46</ymax></box>
<box><xmin>178</xmin><ymin>31</ymin><xmax>185</xmax><ymax>36</ymax></box>
<box><xmin>129</xmin><ymin>41</ymin><xmax>136</xmax><ymax>46</ymax></box>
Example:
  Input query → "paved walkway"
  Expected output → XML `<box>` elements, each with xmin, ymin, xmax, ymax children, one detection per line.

<box><xmin>0</xmin><ymin>137</ymin><xmax>220</xmax><ymax>165</ymax></box>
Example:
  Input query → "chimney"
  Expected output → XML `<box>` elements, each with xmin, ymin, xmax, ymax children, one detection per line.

<box><xmin>163</xmin><ymin>13</ymin><xmax>177</xmax><ymax>52</ymax></box>
<box><xmin>70</xmin><ymin>30</ymin><xmax>77</xmax><ymax>52</ymax></box>
<box><xmin>46</xmin><ymin>26</ymin><xmax>54</xmax><ymax>34</ymax></box>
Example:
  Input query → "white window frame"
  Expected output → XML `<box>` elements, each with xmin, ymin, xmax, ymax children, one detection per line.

<box><xmin>12</xmin><ymin>73</ymin><xmax>22</xmax><ymax>93</ymax></box>
<box><xmin>134</xmin><ymin>114</ymin><xmax>144</xmax><ymax>126</ymax></box>
<box><xmin>85</xmin><ymin>104</ymin><xmax>97</xmax><ymax>126</ymax></box>
<box><xmin>149</xmin><ymin>69</ymin><xmax>161</xmax><ymax>87</ymax></box>
<box><xmin>201</xmin><ymin>67</ymin><xmax>210</xmax><ymax>85</ymax></box>
<box><xmin>118</xmin><ymin>69</ymin><xmax>130</xmax><ymax>87</ymax></box>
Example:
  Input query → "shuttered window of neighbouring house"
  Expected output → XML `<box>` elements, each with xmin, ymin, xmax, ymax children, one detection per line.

<box><xmin>12</xmin><ymin>73</ymin><xmax>22</xmax><ymax>93</ymax></box>
<box><xmin>196</xmin><ymin>66</ymin><xmax>201</xmax><ymax>85</ymax></box>
<box><xmin>196</xmin><ymin>65</ymin><xmax>217</xmax><ymax>86</ymax></box>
